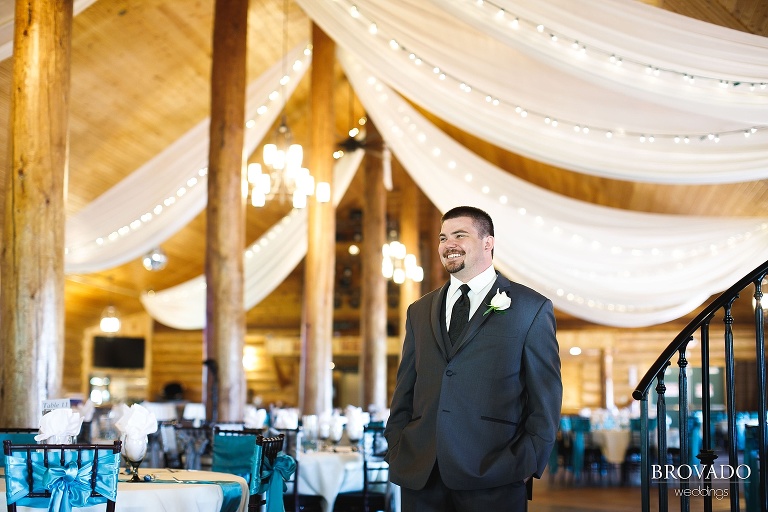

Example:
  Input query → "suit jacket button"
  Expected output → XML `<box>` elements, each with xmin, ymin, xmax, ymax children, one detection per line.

<box><xmin>445</xmin><ymin>370</ymin><xmax>454</xmax><ymax>376</ymax></box>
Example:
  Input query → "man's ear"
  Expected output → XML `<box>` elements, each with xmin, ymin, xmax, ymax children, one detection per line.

<box><xmin>485</xmin><ymin>235</ymin><xmax>495</xmax><ymax>252</ymax></box>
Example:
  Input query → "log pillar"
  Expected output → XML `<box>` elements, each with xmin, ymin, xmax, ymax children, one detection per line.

<box><xmin>300</xmin><ymin>23</ymin><xmax>336</xmax><ymax>415</ymax></box>
<box><xmin>204</xmin><ymin>0</ymin><xmax>249</xmax><ymax>422</ymax></box>
<box><xmin>428</xmin><ymin>203</ymin><xmax>445</xmax><ymax>291</ymax></box>
<box><xmin>360</xmin><ymin>122</ymin><xmax>387</xmax><ymax>411</ymax></box>
<box><xmin>602</xmin><ymin>348</ymin><xmax>616</xmax><ymax>410</ymax></box>
<box><xmin>0</xmin><ymin>0</ymin><xmax>73</xmax><ymax>426</ymax></box>
<box><xmin>398</xmin><ymin>171</ymin><xmax>421</xmax><ymax>340</ymax></box>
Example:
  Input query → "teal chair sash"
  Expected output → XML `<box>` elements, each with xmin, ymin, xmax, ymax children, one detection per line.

<box><xmin>212</xmin><ymin>433</ymin><xmax>296</xmax><ymax>512</ymax></box>
<box><xmin>0</xmin><ymin>433</ymin><xmax>37</xmax><ymax>468</ymax></box>
<box><xmin>4</xmin><ymin>448</ymin><xmax>120</xmax><ymax>512</ymax></box>
<box><xmin>211</xmin><ymin>433</ymin><xmax>259</xmax><ymax>485</ymax></box>
<box><xmin>256</xmin><ymin>452</ymin><xmax>296</xmax><ymax>512</ymax></box>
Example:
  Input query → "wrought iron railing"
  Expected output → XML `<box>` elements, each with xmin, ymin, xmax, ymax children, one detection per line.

<box><xmin>633</xmin><ymin>259</ymin><xmax>767</xmax><ymax>512</ymax></box>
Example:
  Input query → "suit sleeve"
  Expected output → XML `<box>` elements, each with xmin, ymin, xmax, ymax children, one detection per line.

<box><xmin>519</xmin><ymin>298</ymin><xmax>562</xmax><ymax>478</ymax></box>
<box><xmin>384</xmin><ymin>303</ymin><xmax>418</xmax><ymax>460</ymax></box>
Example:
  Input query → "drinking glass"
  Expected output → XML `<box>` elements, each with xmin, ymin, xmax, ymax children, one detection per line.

<box><xmin>121</xmin><ymin>435</ymin><xmax>148</xmax><ymax>482</ymax></box>
<box><xmin>301</xmin><ymin>415</ymin><xmax>319</xmax><ymax>452</ymax></box>
<box><xmin>329</xmin><ymin>423</ymin><xmax>344</xmax><ymax>446</ymax></box>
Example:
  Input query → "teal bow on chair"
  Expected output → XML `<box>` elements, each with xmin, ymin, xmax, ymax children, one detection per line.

<box><xmin>4</xmin><ymin>449</ymin><xmax>120</xmax><ymax>512</ymax></box>
<box><xmin>256</xmin><ymin>452</ymin><xmax>296</xmax><ymax>512</ymax></box>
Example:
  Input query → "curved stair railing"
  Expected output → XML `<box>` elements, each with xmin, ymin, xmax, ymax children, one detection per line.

<box><xmin>633</xmin><ymin>259</ymin><xmax>767</xmax><ymax>512</ymax></box>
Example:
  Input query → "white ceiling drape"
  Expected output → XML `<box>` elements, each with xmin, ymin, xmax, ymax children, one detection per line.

<box><xmin>340</xmin><ymin>49</ymin><xmax>768</xmax><ymax>327</ymax></box>
<box><xmin>64</xmin><ymin>44</ymin><xmax>310</xmax><ymax>274</ymax></box>
<box><xmin>139</xmin><ymin>150</ymin><xmax>364</xmax><ymax>330</ymax></box>
<box><xmin>296</xmin><ymin>0</ymin><xmax>768</xmax><ymax>183</ymax></box>
<box><xmin>8</xmin><ymin>0</ymin><xmax>764</xmax><ymax>328</ymax></box>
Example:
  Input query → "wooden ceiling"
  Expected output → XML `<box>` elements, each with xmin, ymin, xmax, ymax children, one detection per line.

<box><xmin>0</xmin><ymin>0</ymin><xmax>766</xmax><ymax>345</ymax></box>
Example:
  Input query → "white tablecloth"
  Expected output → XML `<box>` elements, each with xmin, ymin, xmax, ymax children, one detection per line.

<box><xmin>1</xmin><ymin>468</ymin><xmax>249</xmax><ymax>512</ymax></box>
<box><xmin>297</xmin><ymin>450</ymin><xmax>363</xmax><ymax>512</ymax></box>
<box><xmin>297</xmin><ymin>448</ymin><xmax>400</xmax><ymax>512</ymax></box>
<box><xmin>592</xmin><ymin>429</ymin><xmax>631</xmax><ymax>464</ymax></box>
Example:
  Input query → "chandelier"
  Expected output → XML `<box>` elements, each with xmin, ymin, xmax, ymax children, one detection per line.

<box><xmin>247</xmin><ymin>119</ymin><xmax>330</xmax><ymax>208</ymax></box>
<box><xmin>382</xmin><ymin>240</ymin><xmax>424</xmax><ymax>284</ymax></box>
<box><xmin>99</xmin><ymin>305</ymin><xmax>121</xmax><ymax>334</ymax></box>
<box><xmin>247</xmin><ymin>0</ymin><xmax>330</xmax><ymax>209</ymax></box>
<box><xmin>99</xmin><ymin>276</ymin><xmax>121</xmax><ymax>334</ymax></box>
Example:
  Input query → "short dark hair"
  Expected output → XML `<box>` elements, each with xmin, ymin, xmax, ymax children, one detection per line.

<box><xmin>442</xmin><ymin>206</ymin><xmax>494</xmax><ymax>238</ymax></box>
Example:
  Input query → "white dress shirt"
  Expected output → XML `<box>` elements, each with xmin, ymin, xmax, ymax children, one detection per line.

<box><xmin>445</xmin><ymin>264</ymin><xmax>497</xmax><ymax>331</ymax></box>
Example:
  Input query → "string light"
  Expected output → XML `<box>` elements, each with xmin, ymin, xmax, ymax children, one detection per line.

<box><xmin>66</xmin><ymin>46</ymin><xmax>312</xmax><ymax>256</ymax></box>
<box><xmin>330</xmin><ymin>0</ymin><xmax>766</xmax><ymax>146</ymax></box>
<box><xmin>353</xmin><ymin>69</ymin><xmax>768</xmax><ymax>313</ymax></box>
<box><xmin>471</xmin><ymin>0</ymin><xmax>766</xmax><ymax>92</ymax></box>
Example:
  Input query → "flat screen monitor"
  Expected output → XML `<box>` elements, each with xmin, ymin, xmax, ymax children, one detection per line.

<box><xmin>92</xmin><ymin>336</ymin><xmax>145</xmax><ymax>369</ymax></box>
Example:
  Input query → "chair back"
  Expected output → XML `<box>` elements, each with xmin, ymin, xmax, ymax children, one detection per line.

<box><xmin>3</xmin><ymin>440</ymin><xmax>121</xmax><ymax>512</ymax></box>
<box><xmin>174</xmin><ymin>421</ymin><xmax>211</xmax><ymax>470</ymax></box>
<box><xmin>362</xmin><ymin>423</ymin><xmax>392</xmax><ymax>511</ymax></box>
<box><xmin>254</xmin><ymin>435</ymin><xmax>295</xmax><ymax>512</ymax></box>
<box><xmin>211</xmin><ymin>426</ymin><xmax>263</xmax><ymax>484</ymax></box>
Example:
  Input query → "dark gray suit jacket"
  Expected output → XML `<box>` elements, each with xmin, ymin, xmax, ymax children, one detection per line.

<box><xmin>384</xmin><ymin>273</ymin><xmax>562</xmax><ymax>490</ymax></box>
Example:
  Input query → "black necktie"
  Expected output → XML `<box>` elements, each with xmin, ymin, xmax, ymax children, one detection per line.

<box><xmin>449</xmin><ymin>284</ymin><xmax>471</xmax><ymax>346</ymax></box>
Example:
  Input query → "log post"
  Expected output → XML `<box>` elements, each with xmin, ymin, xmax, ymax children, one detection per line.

<box><xmin>428</xmin><ymin>202</ymin><xmax>445</xmax><ymax>292</ymax></box>
<box><xmin>398</xmin><ymin>170</ymin><xmax>421</xmax><ymax>340</ymax></box>
<box><xmin>204</xmin><ymin>0</ymin><xmax>249</xmax><ymax>422</ymax></box>
<box><xmin>360</xmin><ymin>122</ymin><xmax>387</xmax><ymax>411</ymax></box>
<box><xmin>0</xmin><ymin>0</ymin><xmax>73</xmax><ymax>426</ymax></box>
<box><xmin>300</xmin><ymin>23</ymin><xmax>336</xmax><ymax>415</ymax></box>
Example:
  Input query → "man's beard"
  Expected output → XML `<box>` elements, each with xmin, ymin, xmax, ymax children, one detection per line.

<box><xmin>444</xmin><ymin>260</ymin><xmax>465</xmax><ymax>274</ymax></box>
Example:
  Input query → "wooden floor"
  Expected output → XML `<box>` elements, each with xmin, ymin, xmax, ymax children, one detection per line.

<box><xmin>529</xmin><ymin>470</ymin><xmax>742</xmax><ymax>512</ymax></box>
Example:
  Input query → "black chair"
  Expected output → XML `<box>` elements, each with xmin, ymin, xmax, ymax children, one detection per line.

<box><xmin>254</xmin><ymin>434</ymin><xmax>295</xmax><ymax>512</ymax></box>
<box><xmin>146</xmin><ymin>419</ymin><xmax>179</xmax><ymax>468</ymax></box>
<box><xmin>212</xmin><ymin>429</ymin><xmax>293</xmax><ymax>512</ymax></box>
<box><xmin>333</xmin><ymin>423</ymin><xmax>393</xmax><ymax>512</ymax></box>
<box><xmin>3</xmin><ymin>440</ymin><xmax>122</xmax><ymax>512</ymax></box>
<box><xmin>175</xmin><ymin>421</ymin><xmax>212</xmax><ymax>470</ymax></box>
<box><xmin>282</xmin><ymin>447</ymin><xmax>324</xmax><ymax>512</ymax></box>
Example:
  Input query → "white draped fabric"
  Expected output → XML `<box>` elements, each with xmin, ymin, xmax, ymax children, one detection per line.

<box><xmin>139</xmin><ymin>150</ymin><xmax>364</xmax><ymax>330</ymax></box>
<box><xmin>296</xmin><ymin>0</ymin><xmax>768</xmax><ymax>183</ymax></box>
<box><xmin>64</xmin><ymin>43</ymin><xmax>310</xmax><ymax>273</ymax></box>
<box><xmin>340</xmin><ymin>49</ymin><xmax>768</xmax><ymax>327</ymax></box>
<box><xmin>3</xmin><ymin>0</ymin><xmax>767</xmax><ymax>328</ymax></box>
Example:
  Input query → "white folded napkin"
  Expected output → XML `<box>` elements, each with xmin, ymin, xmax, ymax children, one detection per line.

<box><xmin>75</xmin><ymin>400</ymin><xmax>96</xmax><ymax>422</ymax></box>
<box><xmin>35</xmin><ymin>408</ymin><xmax>83</xmax><ymax>443</ymax></box>
<box><xmin>111</xmin><ymin>402</ymin><xmax>130</xmax><ymax>423</ymax></box>
<box><xmin>115</xmin><ymin>403</ymin><xmax>158</xmax><ymax>438</ymax></box>
<box><xmin>372</xmin><ymin>408</ymin><xmax>390</xmax><ymax>425</ymax></box>
<box><xmin>272</xmin><ymin>408</ymin><xmax>299</xmax><ymax>429</ymax></box>
<box><xmin>244</xmin><ymin>406</ymin><xmax>267</xmax><ymax>429</ymax></box>
<box><xmin>182</xmin><ymin>402</ymin><xmax>206</xmax><ymax>421</ymax></box>
<box><xmin>344</xmin><ymin>406</ymin><xmax>369</xmax><ymax>440</ymax></box>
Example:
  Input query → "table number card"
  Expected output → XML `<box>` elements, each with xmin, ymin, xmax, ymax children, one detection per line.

<box><xmin>42</xmin><ymin>398</ymin><xmax>71</xmax><ymax>415</ymax></box>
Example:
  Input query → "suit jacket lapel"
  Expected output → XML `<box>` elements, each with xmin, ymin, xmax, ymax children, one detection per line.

<box><xmin>451</xmin><ymin>274</ymin><xmax>513</xmax><ymax>355</ymax></box>
<box><xmin>431</xmin><ymin>282</ymin><xmax>451</xmax><ymax>361</ymax></box>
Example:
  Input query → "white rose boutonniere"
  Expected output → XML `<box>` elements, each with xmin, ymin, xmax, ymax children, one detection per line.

<box><xmin>483</xmin><ymin>289</ymin><xmax>511</xmax><ymax>316</ymax></box>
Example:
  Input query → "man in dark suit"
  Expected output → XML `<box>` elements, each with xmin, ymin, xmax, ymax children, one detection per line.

<box><xmin>385</xmin><ymin>206</ymin><xmax>562</xmax><ymax>511</ymax></box>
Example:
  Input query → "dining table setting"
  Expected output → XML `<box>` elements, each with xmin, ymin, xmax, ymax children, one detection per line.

<box><xmin>3</xmin><ymin>401</ymin><xmax>401</xmax><ymax>512</ymax></box>
<box><xmin>1</xmin><ymin>402</ymin><xmax>251</xmax><ymax>512</ymax></box>
<box><xmin>0</xmin><ymin>466</ymin><xmax>250</xmax><ymax>512</ymax></box>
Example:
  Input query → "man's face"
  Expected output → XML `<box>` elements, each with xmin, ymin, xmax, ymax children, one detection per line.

<box><xmin>438</xmin><ymin>216</ymin><xmax>494</xmax><ymax>281</ymax></box>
